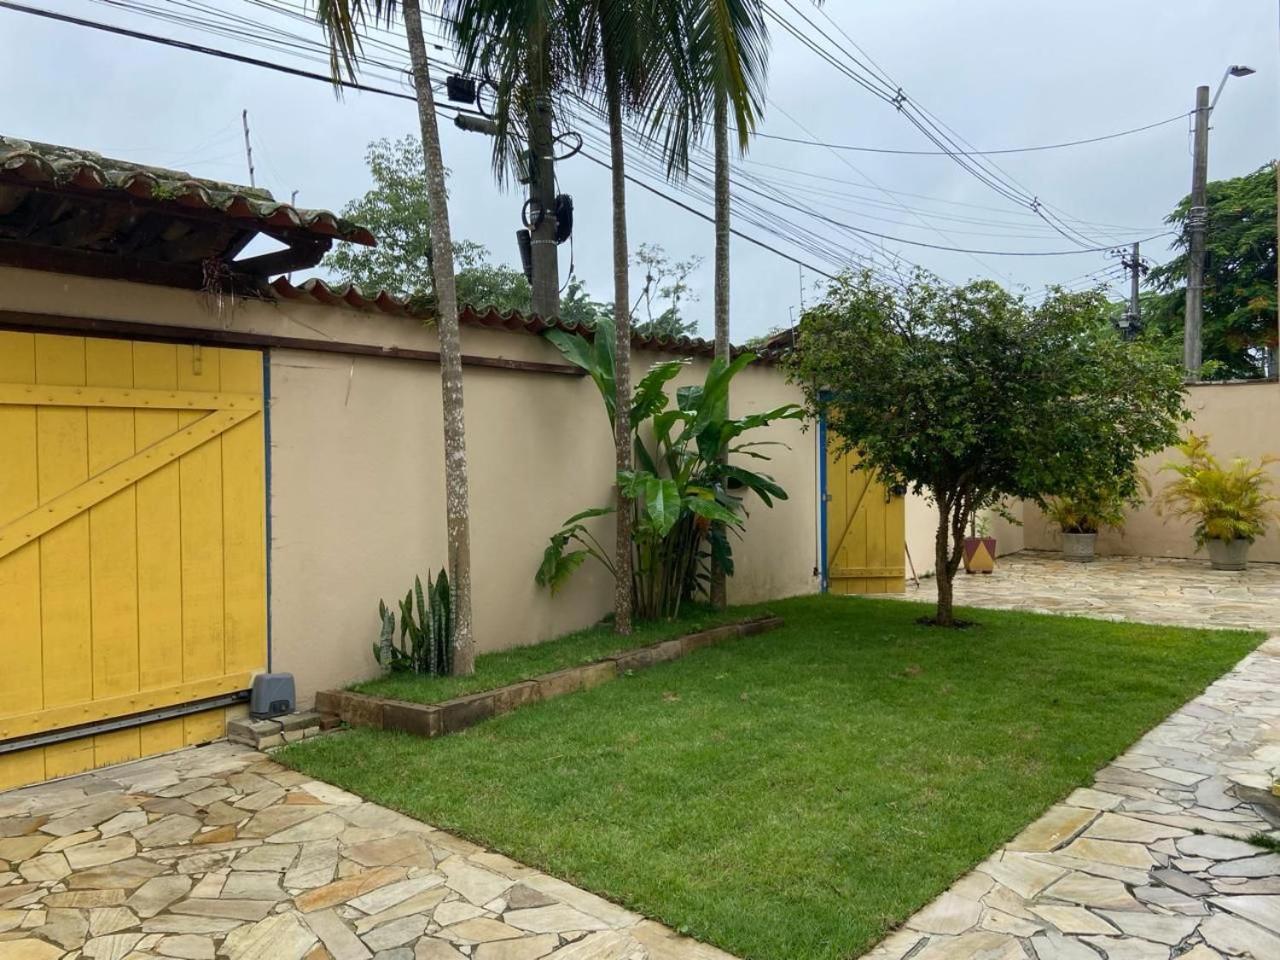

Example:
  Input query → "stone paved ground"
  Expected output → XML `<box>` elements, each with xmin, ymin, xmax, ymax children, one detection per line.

<box><xmin>863</xmin><ymin>636</ymin><xmax>1280</xmax><ymax>960</ymax></box>
<box><xmin>894</xmin><ymin>552</ymin><xmax>1280</xmax><ymax>634</ymax></box>
<box><xmin>0</xmin><ymin>742</ymin><xmax>730</xmax><ymax>960</ymax></box>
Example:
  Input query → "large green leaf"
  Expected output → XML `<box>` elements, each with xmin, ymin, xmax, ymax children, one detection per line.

<box><xmin>721</xmin><ymin>464</ymin><xmax>788</xmax><ymax>506</ymax></box>
<box><xmin>644</xmin><ymin>475</ymin><xmax>684</xmax><ymax>536</ymax></box>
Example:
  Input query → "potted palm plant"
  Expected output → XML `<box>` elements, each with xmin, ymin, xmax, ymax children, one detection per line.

<box><xmin>1155</xmin><ymin>433</ymin><xmax>1279</xmax><ymax>571</ymax></box>
<box><xmin>1041</xmin><ymin>480</ymin><xmax>1139</xmax><ymax>563</ymax></box>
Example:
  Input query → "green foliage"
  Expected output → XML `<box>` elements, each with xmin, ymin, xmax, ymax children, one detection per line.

<box><xmin>632</xmin><ymin>243</ymin><xmax>702</xmax><ymax>339</ymax></box>
<box><xmin>1155</xmin><ymin>433</ymin><xmax>1279</xmax><ymax>545</ymax></box>
<box><xmin>1042</xmin><ymin>480</ymin><xmax>1141</xmax><ymax>536</ymax></box>
<box><xmin>1144</xmin><ymin>162</ymin><xmax>1278</xmax><ymax>380</ymax></box>
<box><xmin>785</xmin><ymin>270</ymin><xmax>1188</xmax><ymax>624</ymax></box>
<box><xmin>537</xmin><ymin>326</ymin><xmax>801</xmax><ymax>618</ymax></box>
<box><xmin>373</xmin><ymin>571</ymin><xmax>454</xmax><ymax>675</ymax></box>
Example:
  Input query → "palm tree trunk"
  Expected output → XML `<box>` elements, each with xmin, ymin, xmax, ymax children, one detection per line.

<box><xmin>605</xmin><ymin>54</ymin><xmax>633</xmax><ymax>636</ymax></box>
<box><xmin>403</xmin><ymin>0</ymin><xmax>475</xmax><ymax>673</ymax></box>
<box><xmin>710</xmin><ymin>88</ymin><xmax>730</xmax><ymax>610</ymax></box>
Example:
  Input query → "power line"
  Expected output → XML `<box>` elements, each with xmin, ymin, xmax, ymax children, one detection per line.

<box><xmin>738</xmin><ymin>111</ymin><xmax>1191</xmax><ymax>156</ymax></box>
<box><xmin>0</xmin><ymin>0</ymin><xmax>852</xmax><ymax>280</ymax></box>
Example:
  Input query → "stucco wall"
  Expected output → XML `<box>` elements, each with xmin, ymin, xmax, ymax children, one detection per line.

<box><xmin>0</xmin><ymin>266</ymin><xmax>818</xmax><ymax>707</ymax></box>
<box><xmin>904</xmin><ymin>496</ymin><xmax>1024</xmax><ymax>578</ymax></box>
<box><xmin>1023</xmin><ymin>380</ymin><xmax>1280</xmax><ymax>564</ymax></box>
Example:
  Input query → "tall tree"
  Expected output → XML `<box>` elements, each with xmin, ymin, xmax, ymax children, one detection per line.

<box><xmin>1145</xmin><ymin>162</ymin><xmax>1278</xmax><ymax>380</ymax></box>
<box><xmin>316</xmin><ymin>0</ymin><xmax>476</xmax><ymax>673</ymax></box>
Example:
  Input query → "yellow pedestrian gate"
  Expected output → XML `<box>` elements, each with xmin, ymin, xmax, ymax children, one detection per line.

<box><xmin>0</xmin><ymin>332</ymin><xmax>267</xmax><ymax>790</ymax></box>
<box><xmin>823</xmin><ymin>442</ymin><xmax>906</xmax><ymax>595</ymax></box>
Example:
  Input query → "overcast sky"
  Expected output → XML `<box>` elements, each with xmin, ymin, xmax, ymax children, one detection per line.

<box><xmin>3</xmin><ymin>0</ymin><xmax>1276</xmax><ymax>342</ymax></box>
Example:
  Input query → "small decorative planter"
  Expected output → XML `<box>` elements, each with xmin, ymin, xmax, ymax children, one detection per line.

<box><xmin>1206</xmin><ymin>538</ymin><xmax>1251</xmax><ymax>571</ymax></box>
<box><xmin>963</xmin><ymin>536</ymin><xmax>997</xmax><ymax>575</ymax></box>
<box><xmin>1061</xmin><ymin>532</ymin><xmax>1097</xmax><ymax>563</ymax></box>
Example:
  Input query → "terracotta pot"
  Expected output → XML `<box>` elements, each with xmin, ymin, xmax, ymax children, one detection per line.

<box><xmin>963</xmin><ymin>536</ymin><xmax>997</xmax><ymax>575</ymax></box>
<box><xmin>1206</xmin><ymin>538</ymin><xmax>1250</xmax><ymax>571</ymax></box>
<box><xmin>1062</xmin><ymin>532</ymin><xmax>1097</xmax><ymax>563</ymax></box>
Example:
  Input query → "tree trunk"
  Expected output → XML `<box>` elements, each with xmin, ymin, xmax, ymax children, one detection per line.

<box><xmin>605</xmin><ymin>55</ymin><xmax>633</xmax><ymax>635</ymax></box>
<box><xmin>709</xmin><ymin>88</ymin><xmax>730</xmax><ymax>611</ymax></box>
<box><xmin>403</xmin><ymin>0</ymin><xmax>475</xmax><ymax>673</ymax></box>
<box><xmin>933</xmin><ymin>506</ymin><xmax>954</xmax><ymax>627</ymax></box>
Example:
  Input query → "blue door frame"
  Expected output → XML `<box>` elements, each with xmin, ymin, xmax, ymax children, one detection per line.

<box><xmin>818</xmin><ymin>415</ymin><xmax>829</xmax><ymax>593</ymax></box>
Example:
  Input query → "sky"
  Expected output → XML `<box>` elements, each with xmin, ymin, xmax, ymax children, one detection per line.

<box><xmin>2</xmin><ymin>0</ymin><xmax>1277</xmax><ymax>343</ymax></box>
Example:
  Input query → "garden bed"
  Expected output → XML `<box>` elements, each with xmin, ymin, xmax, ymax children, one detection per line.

<box><xmin>316</xmin><ymin>613</ymin><xmax>783</xmax><ymax>739</ymax></box>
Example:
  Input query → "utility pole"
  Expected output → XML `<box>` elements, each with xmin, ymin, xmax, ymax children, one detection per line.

<box><xmin>1183</xmin><ymin>85</ymin><xmax>1209</xmax><ymax>378</ymax></box>
<box><xmin>1183</xmin><ymin>65</ymin><xmax>1256</xmax><ymax>377</ymax></box>
<box><xmin>1116</xmin><ymin>242</ymin><xmax>1147</xmax><ymax>341</ymax></box>
<box><xmin>241</xmin><ymin>109</ymin><xmax>256</xmax><ymax>188</ymax></box>
<box><xmin>525</xmin><ymin>24</ymin><xmax>559</xmax><ymax>319</ymax></box>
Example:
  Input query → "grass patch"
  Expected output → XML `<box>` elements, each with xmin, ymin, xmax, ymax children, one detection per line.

<box><xmin>282</xmin><ymin>595</ymin><xmax>1260</xmax><ymax>960</ymax></box>
<box><xmin>350</xmin><ymin>601</ymin><xmax>774</xmax><ymax>704</ymax></box>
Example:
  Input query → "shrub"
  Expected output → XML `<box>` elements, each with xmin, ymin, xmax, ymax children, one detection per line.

<box><xmin>1155</xmin><ymin>433</ymin><xmax>1279</xmax><ymax>545</ymax></box>
<box><xmin>373</xmin><ymin>571</ymin><xmax>453</xmax><ymax>675</ymax></box>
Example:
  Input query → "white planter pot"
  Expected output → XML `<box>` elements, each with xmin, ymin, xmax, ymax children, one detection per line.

<box><xmin>1062</xmin><ymin>532</ymin><xmax>1097</xmax><ymax>563</ymax></box>
<box><xmin>1206</xmin><ymin>538</ymin><xmax>1250</xmax><ymax>571</ymax></box>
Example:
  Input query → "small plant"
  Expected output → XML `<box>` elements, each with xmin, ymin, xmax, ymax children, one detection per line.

<box><xmin>1155</xmin><ymin>433</ymin><xmax>1278</xmax><ymax>546</ymax></box>
<box><xmin>1043</xmin><ymin>478</ymin><xmax>1143</xmax><ymax>535</ymax></box>
<box><xmin>373</xmin><ymin>571</ymin><xmax>453</xmax><ymax>675</ymax></box>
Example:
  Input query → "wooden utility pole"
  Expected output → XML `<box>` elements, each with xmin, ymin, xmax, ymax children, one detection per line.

<box><xmin>1183</xmin><ymin>85</ymin><xmax>1210</xmax><ymax>378</ymax></box>
<box><xmin>526</xmin><ymin>22</ymin><xmax>560</xmax><ymax>319</ymax></box>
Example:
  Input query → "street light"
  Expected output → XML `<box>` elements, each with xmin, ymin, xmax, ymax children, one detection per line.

<box><xmin>1211</xmin><ymin>65</ymin><xmax>1257</xmax><ymax>111</ymax></box>
<box><xmin>1183</xmin><ymin>64</ymin><xmax>1256</xmax><ymax>378</ymax></box>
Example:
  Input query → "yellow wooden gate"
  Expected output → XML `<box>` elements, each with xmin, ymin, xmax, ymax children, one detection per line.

<box><xmin>825</xmin><ymin>446</ymin><xmax>905</xmax><ymax>594</ymax></box>
<box><xmin>0</xmin><ymin>332</ymin><xmax>267</xmax><ymax>790</ymax></box>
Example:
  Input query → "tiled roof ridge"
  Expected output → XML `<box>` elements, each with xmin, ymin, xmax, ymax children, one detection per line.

<box><xmin>0</xmin><ymin>135</ymin><xmax>375</xmax><ymax>246</ymax></box>
<box><xmin>268</xmin><ymin>276</ymin><xmax>759</xmax><ymax>359</ymax></box>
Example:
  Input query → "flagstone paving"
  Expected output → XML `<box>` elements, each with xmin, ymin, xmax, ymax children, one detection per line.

<box><xmin>864</xmin><ymin>635</ymin><xmax>1280</xmax><ymax>960</ymax></box>
<box><xmin>894</xmin><ymin>552</ymin><xmax>1280</xmax><ymax>634</ymax></box>
<box><xmin>0</xmin><ymin>742</ymin><xmax>731</xmax><ymax>960</ymax></box>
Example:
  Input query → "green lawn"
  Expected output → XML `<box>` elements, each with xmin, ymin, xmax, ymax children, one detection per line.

<box><xmin>350</xmin><ymin>601</ymin><xmax>775</xmax><ymax>703</ymax></box>
<box><xmin>281</xmin><ymin>596</ymin><xmax>1260</xmax><ymax>960</ymax></box>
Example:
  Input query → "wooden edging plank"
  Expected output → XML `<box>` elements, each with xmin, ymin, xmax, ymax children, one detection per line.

<box><xmin>315</xmin><ymin>615</ymin><xmax>785</xmax><ymax>741</ymax></box>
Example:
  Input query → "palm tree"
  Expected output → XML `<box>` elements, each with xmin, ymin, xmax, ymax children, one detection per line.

<box><xmin>316</xmin><ymin>0</ymin><xmax>477</xmax><ymax>673</ymax></box>
<box><xmin>664</xmin><ymin>0</ymin><xmax>768</xmax><ymax>609</ymax></box>
<box><xmin>449</xmin><ymin>0</ymin><xmax>765</xmax><ymax>632</ymax></box>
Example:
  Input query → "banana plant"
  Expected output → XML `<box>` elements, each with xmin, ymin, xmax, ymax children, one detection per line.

<box><xmin>537</xmin><ymin>325</ymin><xmax>801</xmax><ymax>619</ymax></box>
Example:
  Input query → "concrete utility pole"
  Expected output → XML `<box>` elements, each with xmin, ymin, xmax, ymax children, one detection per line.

<box><xmin>241</xmin><ymin>109</ymin><xmax>255</xmax><ymax>188</ymax></box>
<box><xmin>1183</xmin><ymin>65</ymin><xmax>1256</xmax><ymax>378</ymax></box>
<box><xmin>525</xmin><ymin>25</ymin><xmax>560</xmax><ymax>319</ymax></box>
<box><xmin>1128</xmin><ymin>242</ymin><xmax>1141</xmax><ymax>319</ymax></box>
<box><xmin>1183</xmin><ymin>85</ymin><xmax>1209</xmax><ymax>377</ymax></box>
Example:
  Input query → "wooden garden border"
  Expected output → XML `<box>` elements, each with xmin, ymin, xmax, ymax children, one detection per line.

<box><xmin>314</xmin><ymin>615</ymin><xmax>784</xmax><ymax>739</ymax></box>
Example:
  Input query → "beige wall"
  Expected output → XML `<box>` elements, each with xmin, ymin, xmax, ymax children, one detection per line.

<box><xmin>1024</xmin><ymin>380</ymin><xmax>1280</xmax><ymax>564</ymax></box>
<box><xmin>1</xmin><ymin>266</ymin><xmax>818</xmax><ymax>707</ymax></box>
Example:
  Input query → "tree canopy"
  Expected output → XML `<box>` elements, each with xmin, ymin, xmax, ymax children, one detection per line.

<box><xmin>786</xmin><ymin>270</ymin><xmax>1187</xmax><ymax>626</ymax></box>
<box><xmin>1144</xmin><ymin>162</ymin><xmax>1278</xmax><ymax>380</ymax></box>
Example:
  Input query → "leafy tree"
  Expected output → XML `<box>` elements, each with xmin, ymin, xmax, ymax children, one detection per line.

<box><xmin>632</xmin><ymin>243</ymin><xmax>702</xmax><ymax>339</ymax></box>
<box><xmin>1144</xmin><ymin>162</ymin><xmax>1278</xmax><ymax>380</ymax></box>
<box><xmin>786</xmin><ymin>271</ymin><xmax>1187</xmax><ymax>627</ymax></box>
<box><xmin>317</xmin><ymin>0</ymin><xmax>477</xmax><ymax>674</ymax></box>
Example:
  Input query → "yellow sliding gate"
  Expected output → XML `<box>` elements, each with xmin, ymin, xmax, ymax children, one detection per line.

<box><xmin>0</xmin><ymin>332</ymin><xmax>267</xmax><ymax>790</ymax></box>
